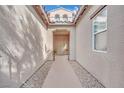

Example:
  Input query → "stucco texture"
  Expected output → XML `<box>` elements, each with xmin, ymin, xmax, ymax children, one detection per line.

<box><xmin>76</xmin><ymin>5</ymin><xmax>124</xmax><ymax>87</ymax></box>
<box><xmin>0</xmin><ymin>5</ymin><xmax>52</xmax><ymax>87</ymax></box>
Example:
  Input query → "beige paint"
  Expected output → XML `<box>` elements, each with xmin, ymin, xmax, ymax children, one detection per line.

<box><xmin>53</xmin><ymin>31</ymin><xmax>69</xmax><ymax>55</ymax></box>
<box><xmin>1</xmin><ymin>5</ymin><xmax>124</xmax><ymax>88</ymax></box>
<box><xmin>48</xmin><ymin>8</ymin><xmax>74</xmax><ymax>23</ymax></box>
<box><xmin>76</xmin><ymin>5</ymin><xmax>124</xmax><ymax>87</ymax></box>
<box><xmin>48</xmin><ymin>8</ymin><xmax>73</xmax><ymax>17</ymax></box>
<box><xmin>0</xmin><ymin>5</ymin><xmax>53</xmax><ymax>87</ymax></box>
<box><xmin>48</xmin><ymin>26</ymin><xmax>76</xmax><ymax>60</ymax></box>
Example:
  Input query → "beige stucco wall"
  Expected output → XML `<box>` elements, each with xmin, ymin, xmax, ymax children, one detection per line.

<box><xmin>48</xmin><ymin>25</ymin><xmax>76</xmax><ymax>60</ymax></box>
<box><xmin>75</xmin><ymin>5</ymin><xmax>124</xmax><ymax>87</ymax></box>
<box><xmin>48</xmin><ymin>9</ymin><xmax>73</xmax><ymax>23</ymax></box>
<box><xmin>0</xmin><ymin>5</ymin><xmax>53</xmax><ymax>87</ymax></box>
<box><xmin>1</xmin><ymin>5</ymin><xmax>124</xmax><ymax>88</ymax></box>
<box><xmin>49</xmin><ymin>9</ymin><xmax>73</xmax><ymax>18</ymax></box>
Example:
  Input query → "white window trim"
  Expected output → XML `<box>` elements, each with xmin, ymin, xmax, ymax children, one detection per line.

<box><xmin>92</xmin><ymin>7</ymin><xmax>107</xmax><ymax>53</ymax></box>
<box><xmin>92</xmin><ymin>49</ymin><xmax>107</xmax><ymax>53</ymax></box>
<box><xmin>94</xmin><ymin>29</ymin><xmax>107</xmax><ymax>35</ymax></box>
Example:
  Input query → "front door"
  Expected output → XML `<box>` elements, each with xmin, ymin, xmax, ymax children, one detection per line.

<box><xmin>53</xmin><ymin>34</ymin><xmax>69</xmax><ymax>55</ymax></box>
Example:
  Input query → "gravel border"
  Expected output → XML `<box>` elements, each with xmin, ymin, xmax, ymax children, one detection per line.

<box><xmin>21</xmin><ymin>60</ymin><xmax>53</xmax><ymax>88</ymax></box>
<box><xmin>21</xmin><ymin>59</ymin><xmax>105</xmax><ymax>88</ymax></box>
<box><xmin>69</xmin><ymin>61</ymin><xmax>105</xmax><ymax>88</ymax></box>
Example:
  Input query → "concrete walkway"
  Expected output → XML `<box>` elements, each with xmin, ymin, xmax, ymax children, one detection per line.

<box><xmin>42</xmin><ymin>55</ymin><xmax>82</xmax><ymax>88</ymax></box>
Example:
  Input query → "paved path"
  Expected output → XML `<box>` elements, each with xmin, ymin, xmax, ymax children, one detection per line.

<box><xmin>42</xmin><ymin>55</ymin><xmax>82</xmax><ymax>88</ymax></box>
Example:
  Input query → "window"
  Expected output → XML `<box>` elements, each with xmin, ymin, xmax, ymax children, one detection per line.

<box><xmin>92</xmin><ymin>7</ymin><xmax>107</xmax><ymax>52</ymax></box>
<box><xmin>55</xmin><ymin>14</ymin><xmax>60</xmax><ymax>22</ymax></box>
<box><xmin>63</xmin><ymin>14</ymin><xmax>68</xmax><ymax>22</ymax></box>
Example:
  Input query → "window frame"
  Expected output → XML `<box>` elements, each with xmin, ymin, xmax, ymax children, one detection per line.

<box><xmin>92</xmin><ymin>6</ymin><xmax>107</xmax><ymax>53</ymax></box>
<box><xmin>63</xmin><ymin>14</ymin><xmax>68</xmax><ymax>22</ymax></box>
<box><xmin>55</xmin><ymin>14</ymin><xmax>60</xmax><ymax>22</ymax></box>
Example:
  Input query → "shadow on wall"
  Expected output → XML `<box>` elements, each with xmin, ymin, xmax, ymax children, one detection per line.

<box><xmin>0</xmin><ymin>5</ymin><xmax>49</xmax><ymax>87</ymax></box>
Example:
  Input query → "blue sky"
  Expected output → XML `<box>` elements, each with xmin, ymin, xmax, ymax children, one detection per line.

<box><xmin>43</xmin><ymin>5</ymin><xmax>80</xmax><ymax>12</ymax></box>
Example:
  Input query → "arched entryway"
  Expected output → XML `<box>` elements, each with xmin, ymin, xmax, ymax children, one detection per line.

<box><xmin>53</xmin><ymin>30</ymin><xmax>70</xmax><ymax>55</ymax></box>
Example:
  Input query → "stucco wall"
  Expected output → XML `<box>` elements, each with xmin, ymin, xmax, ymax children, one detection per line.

<box><xmin>75</xmin><ymin>5</ymin><xmax>124</xmax><ymax>87</ymax></box>
<box><xmin>0</xmin><ymin>5</ymin><xmax>52</xmax><ymax>87</ymax></box>
<box><xmin>48</xmin><ymin>25</ymin><xmax>76</xmax><ymax>60</ymax></box>
<box><xmin>48</xmin><ymin>9</ymin><xmax>73</xmax><ymax>18</ymax></box>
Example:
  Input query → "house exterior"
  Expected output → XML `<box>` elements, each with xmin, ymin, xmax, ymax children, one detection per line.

<box><xmin>47</xmin><ymin>7</ymin><xmax>77</xmax><ymax>24</ymax></box>
<box><xmin>0</xmin><ymin>5</ymin><xmax>124</xmax><ymax>88</ymax></box>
